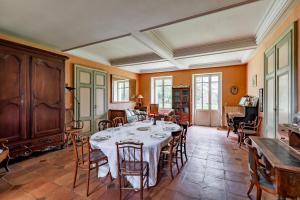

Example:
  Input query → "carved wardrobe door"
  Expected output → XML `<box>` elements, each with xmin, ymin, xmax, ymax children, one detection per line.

<box><xmin>30</xmin><ymin>56</ymin><xmax>65</xmax><ymax>138</ymax></box>
<box><xmin>0</xmin><ymin>46</ymin><xmax>28</xmax><ymax>142</ymax></box>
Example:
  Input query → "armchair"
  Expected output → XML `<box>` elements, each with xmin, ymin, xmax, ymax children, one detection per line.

<box><xmin>0</xmin><ymin>139</ymin><xmax>9</xmax><ymax>174</ymax></box>
<box><xmin>238</xmin><ymin>117</ymin><xmax>262</xmax><ymax>147</ymax></box>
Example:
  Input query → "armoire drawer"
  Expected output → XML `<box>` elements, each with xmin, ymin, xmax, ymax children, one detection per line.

<box><xmin>30</xmin><ymin>134</ymin><xmax>64</xmax><ymax>149</ymax></box>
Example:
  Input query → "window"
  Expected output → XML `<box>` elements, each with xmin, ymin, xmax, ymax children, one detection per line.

<box><xmin>195</xmin><ymin>74</ymin><xmax>220</xmax><ymax>110</ymax></box>
<box><xmin>151</xmin><ymin>76</ymin><xmax>172</xmax><ymax>109</ymax></box>
<box><xmin>113</xmin><ymin>79</ymin><xmax>129</xmax><ymax>102</ymax></box>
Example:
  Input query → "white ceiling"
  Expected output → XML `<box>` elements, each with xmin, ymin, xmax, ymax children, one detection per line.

<box><xmin>146</xmin><ymin>1</ymin><xmax>270</xmax><ymax>50</ymax></box>
<box><xmin>0</xmin><ymin>0</ymin><xmax>280</xmax><ymax>73</ymax></box>
<box><xmin>0</xmin><ymin>0</ymin><xmax>250</xmax><ymax>50</ymax></box>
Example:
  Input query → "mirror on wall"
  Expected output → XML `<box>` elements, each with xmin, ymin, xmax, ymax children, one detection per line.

<box><xmin>111</xmin><ymin>74</ymin><xmax>136</xmax><ymax>103</ymax></box>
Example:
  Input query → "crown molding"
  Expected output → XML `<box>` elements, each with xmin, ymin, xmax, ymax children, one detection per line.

<box><xmin>255</xmin><ymin>0</ymin><xmax>295</xmax><ymax>44</ymax></box>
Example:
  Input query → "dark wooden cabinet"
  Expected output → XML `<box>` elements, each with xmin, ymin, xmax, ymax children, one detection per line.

<box><xmin>0</xmin><ymin>39</ymin><xmax>67</xmax><ymax>158</ymax></box>
<box><xmin>172</xmin><ymin>87</ymin><xmax>191</xmax><ymax>124</ymax></box>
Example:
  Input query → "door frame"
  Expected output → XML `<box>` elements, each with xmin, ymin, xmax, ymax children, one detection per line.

<box><xmin>192</xmin><ymin>72</ymin><xmax>222</xmax><ymax>126</ymax></box>
<box><xmin>74</xmin><ymin>64</ymin><xmax>108</xmax><ymax>134</ymax></box>
<box><xmin>263</xmin><ymin>22</ymin><xmax>297</xmax><ymax>138</ymax></box>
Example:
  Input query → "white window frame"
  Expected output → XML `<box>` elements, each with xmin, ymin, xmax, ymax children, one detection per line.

<box><xmin>151</xmin><ymin>76</ymin><xmax>173</xmax><ymax>109</ymax></box>
<box><xmin>113</xmin><ymin>79</ymin><xmax>129</xmax><ymax>102</ymax></box>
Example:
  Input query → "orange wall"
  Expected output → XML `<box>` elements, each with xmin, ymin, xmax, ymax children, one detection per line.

<box><xmin>0</xmin><ymin>33</ymin><xmax>139</xmax><ymax>110</ymax></box>
<box><xmin>247</xmin><ymin>1</ymin><xmax>300</xmax><ymax>135</ymax></box>
<box><xmin>138</xmin><ymin>64</ymin><xmax>247</xmax><ymax>122</ymax></box>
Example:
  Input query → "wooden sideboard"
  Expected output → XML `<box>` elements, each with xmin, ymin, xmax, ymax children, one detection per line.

<box><xmin>250</xmin><ymin>136</ymin><xmax>300</xmax><ymax>199</ymax></box>
<box><xmin>0</xmin><ymin>39</ymin><xmax>68</xmax><ymax>158</ymax></box>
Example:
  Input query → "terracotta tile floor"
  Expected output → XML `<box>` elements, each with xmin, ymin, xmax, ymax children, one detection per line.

<box><xmin>0</xmin><ymin>126</ymin><xmax>278</xmax><ymax>200</ymax></box>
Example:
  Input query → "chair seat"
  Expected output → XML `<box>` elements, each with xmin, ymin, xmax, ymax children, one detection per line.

<box><xmin>161</xmin><ymin>145</ymin><xmax>177</xmax><ymax>154</ymax></box>
<box><xmin>120</xmin><ymin>160</ymin><xmax>149</xmax><ymax>175</ymax></box>
<box><xmin>80</xmin><ymin>149</ymin><xmax>108</xmax><ymax>164</ymax></box>
<box><xmin>258</xmin><ymin>171</ymin><xmax>276</xmax><ymax>191</ymax></box>
<box><xmin>243</xmin><ymin>129</ymin><xmax>257</xmax><ymax>135</ymax></box>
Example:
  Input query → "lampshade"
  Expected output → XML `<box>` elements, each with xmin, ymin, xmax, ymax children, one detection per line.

<box><xmin>137</xmin><ymin>94</ymin><xmax>144</xmax><ymax>99</ymax></box>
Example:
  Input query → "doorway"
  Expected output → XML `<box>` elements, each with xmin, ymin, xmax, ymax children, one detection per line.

<box><xmin>264</xmin><ymin>25</ymin><xmax>295</xmax><ymax>138</ymax></box>
<box><xmin>193</xmin><ymin>73</ymin><xmax>222</xmax><ymax>126</ymax></box>
<box><xmin>75</xmin><ymin>65</ymin><xmax>108</xmax><ymax>134</ymax></box>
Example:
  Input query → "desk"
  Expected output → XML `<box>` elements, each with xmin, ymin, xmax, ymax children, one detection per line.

<box><xmin>250</xmin><ymin>136</ymin><xmax>300</xmax><ymax>199</ymax></box>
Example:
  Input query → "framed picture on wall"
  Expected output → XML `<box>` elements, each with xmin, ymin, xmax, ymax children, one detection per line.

<box><xmin>252</xmin><ymin>74</ymin><xmax>257</xmax><ymax>87</ymax></box>
<box><xmin>259</xmin><ymin>88</ymin><xmax>263</xmax><ymax>112</ymax></box>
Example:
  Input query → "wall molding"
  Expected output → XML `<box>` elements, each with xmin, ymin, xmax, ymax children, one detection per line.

<box><xmin>255</xmin><ymin>0</ymin><xmax>295</xmax><ymax>44</ymax></box>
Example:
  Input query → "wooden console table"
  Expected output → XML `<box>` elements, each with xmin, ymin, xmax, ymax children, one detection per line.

<box><xmin>250</xmin><ymin>136</ymin><xmax>300</xmax><ymax>199</ymax></box>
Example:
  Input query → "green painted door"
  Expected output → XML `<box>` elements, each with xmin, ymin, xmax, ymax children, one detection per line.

<box><xmin>75</xmin><ymin>65</ymin><xmax>107</xmax><ymax>134</ymax></box>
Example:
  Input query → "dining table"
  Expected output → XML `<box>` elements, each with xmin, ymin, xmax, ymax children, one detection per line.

<box><xmin>90</xmin><ymin>120</ymin><xmax>181</xmax><ymax>189</ymax></box>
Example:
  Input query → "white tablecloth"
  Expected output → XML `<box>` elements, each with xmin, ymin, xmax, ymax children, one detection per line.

<box><xmin>90</xmin><ymin>120</ymin><xmax>180</xmax><ymax>188</ymax></box>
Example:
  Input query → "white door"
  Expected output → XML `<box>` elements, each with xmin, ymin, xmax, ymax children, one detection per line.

<box><xmin>193</xmin><ymin>73</ymin><xmax>221</xmax><ymax>126</ymax></box>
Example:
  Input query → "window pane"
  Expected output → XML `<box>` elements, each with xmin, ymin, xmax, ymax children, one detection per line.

<box><xmin>164</xmin><ymin>79</ymin><xmax>172</xmax><ymax>86</ymax></box>
<box><xmin>202</xmin><ymin>82</ymin><xmax>209</xmax><ymax>110</ymax></box>
<box><xmin>211</xmin><ymin>82</ymin><xmax>219</xmax><ymax>110</ymax></box>
<box><xmin>164</xmin><ymin>85</ymin><xmax>172</xmax><ymax>108</ymax></box>
<box><xmin>203</xmin><ymin>76</ymin><xmax>209</xmax><ymax>83</ymax></box>
<box><xmin>155</xmin><ymin>86</ymin><xmax>163</xmax><ymax>108</ymax></box>
<box><xmin>195</xmin><ymin>83</ymin><xmax>202</xmax><ymax>109</ymax></box>
<box><xmin>196</xmin><ymin>76</ymin><xmax>202</xmax><ymax>83</ymax></box>
<box><xmin>155</xmin><ymin>79</ymin><xmax>162</xmax><ymax>86</ymax></box>
<box><xmin>125</xmin><ymin>80</ymin><xmax>129</xmax><ymax>87</ymax></box>
<box><xmin>211</xmin><ymin>75</ymin><xmax>219</xmax><ymax>82</ymax></box>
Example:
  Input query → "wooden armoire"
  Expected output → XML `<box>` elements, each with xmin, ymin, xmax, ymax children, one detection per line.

<box><xmin>0</xmin><ymin>39</ymin><xmax>67</xmax><ymax>158</ymax></box>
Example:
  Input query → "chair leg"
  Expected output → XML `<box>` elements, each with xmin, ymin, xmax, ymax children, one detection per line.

<box><xmin>4</xmin><ymin>157</ymin><xmax>9</xmax><ymax>172</ymax></box>
<box><xmin>119</xmin><ymin>175</ymin><xmax>122</xmax><ymax>200</ymax></box>
<box><xmin>180</xmin><ymin>145</ymin><xmax>184</xmax><ymax>166</ymax></box>
<box><xmin>256</xmin><ymin>187</ymin><xmax>262</xmax><ymax>200</ymax></box>
<box><xmin>247</xmin><ymin>182</ymin><xmax>254</xmax><ymax>196</ymax></box>
<box><xmin>227</xmin><ymin>128</ymin><xmax>230</xmax><ymax>137</ymax></box>
<box><xmin>169</xmin><ymin>156</ymin><xmax>174</xmax><ymax>179</ymax></box>
<box><xmin>147</xmin><ymin>166</ymin><xmax>149</xmax><ymax>189</ymax></box>
<box><xmin>175</xmin><ymin>151</ymin><xmax>179</xmax><ymax>173</ymax></box>
<box><xmin>184</xmin><ymin>143</ymin><xmax>188</xmax><ymax>162</ymax></box>
<box><xmin>73</xmin><ymin>163</ymin><xmax>78</xmax><ymax>188</ymax></box>
<box><xmin>86</xmin><ymin>168</ymin><xmax>90</xmax><ymax>196</ymax></box>
<box><xmin>140</xmin><ymin>174</ymin><xmax>143</xmax><ymax>200</ymax></box>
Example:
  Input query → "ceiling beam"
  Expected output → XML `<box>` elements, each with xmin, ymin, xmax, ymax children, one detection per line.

<box><xmin>129</xmin><ymin>30</ymin><xmax>187</xmax><ymax>69</ymax></box>
<box><xmin>110</xmin><ymin>37</ymin><xmax>256</xmax><ymax>67</ymax></box>
<box><xmin>110</xmin><ymin>53</ymin><xmax>162</xmax><ymax>66</ymax></box>
<box><xmin>174</xmin><ymin>37</ymin><xmax>257</xmax><ymax>58</ymax></box>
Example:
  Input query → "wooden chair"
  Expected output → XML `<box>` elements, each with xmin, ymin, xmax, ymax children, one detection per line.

<box><xmin>113</xmin><ymin>117</ymin><xmax>125</xmax><ymax>127</ymax></box>
<box><xmin>178</xmin><ymin>123</ymin><xmax>188</xmax><ymax>166</ymax></box>
<box><xmin>159</xmin><ymin>129</ymin><xmax>182</xmax><ymax>179</ymax></box>
<box><xmin>0</xmin><ymin>139</ymin><xmax>9</xmax><ymax>175</ymax></box>
<box><xmin>71</xmin><ymin>132</ymin><xmax>111</xmax><ymax>196</ymax></box>
<box><xmin>244</xmin><ymin>138</ymin><xmax>276</xmax><ymax>200</ymax></box>
<box><xmin>226</xmin><ymin>113</ymin><xmax>234</xmax><ymax>137</ymax></box>
<box><xmin>238</xmin><ymin>116</ymin><xmax>261</xmax><ymax>147</ymax></box>
<box><xmin>116</xmin><ymin>141</ymin><xmax>149</xmax><ymax>200</ymax></box>
<box><xmin>98</xmin><ymin>120</ymin><xmax>114</xmax><ymax>131</ymax></box>
<box><xmin>65</xmin><ymin>109</ymin><xmax>83</xmax><ymax>146</ymax></box>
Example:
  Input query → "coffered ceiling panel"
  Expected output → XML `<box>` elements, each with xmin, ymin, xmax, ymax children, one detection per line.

<box><xmin>144</xmin><ymin>0</ymin><xmax>272</xmax><ymax>50</ymax></box>
<box><xmin>69</xmin><ymin>36</ymin><xmax>154</xmax><ymax>61</ymax></box>
<box><xmin>0</xmin><ymin>0</ymin><xmax>251</xmax><ymax>50</ymax></box>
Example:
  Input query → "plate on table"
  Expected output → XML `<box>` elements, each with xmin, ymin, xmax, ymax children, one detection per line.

<box><xmin>150</xmin><ymin>133</ymin><xmax>167</xmax><ymax>139</ymax></box>
<box><xmin>119</xmin><ymin>138</ymin><xmax>141</xmax><ymax>143</ymax></box>
<box><xmin>93</xmin><ymin>135</ymin><xmax>111</xmax><ymax>142</ymax></box>
<box><xmin>137</xmin><ymin>126</ymin><xmax>150</xmax><ymax>131</ymax></box>
<box><xmin>163</xmin><ymin>127</ymin><xmax>176</xmax><ymax>131</ymax></box>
